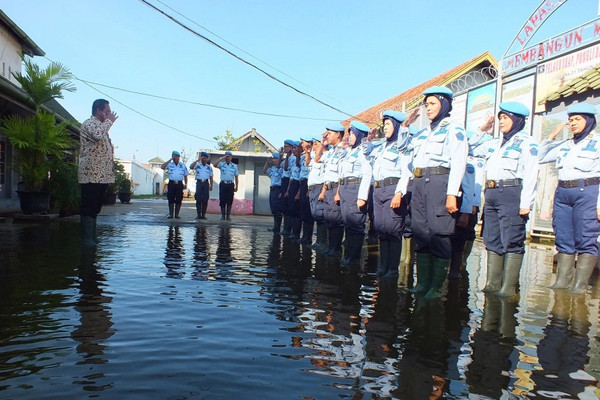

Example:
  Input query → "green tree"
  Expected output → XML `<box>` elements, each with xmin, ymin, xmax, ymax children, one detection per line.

<box><xmin>213</xmin><ymin>130</ymin><xmax>241</xmax><ymax>151</ymax></box>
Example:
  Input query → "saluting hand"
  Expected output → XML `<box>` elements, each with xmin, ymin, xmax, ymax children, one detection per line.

<box><xmin>402</xmin><ymin>108</ymin><xmax>420</xmax><ymax>127</ymax></box>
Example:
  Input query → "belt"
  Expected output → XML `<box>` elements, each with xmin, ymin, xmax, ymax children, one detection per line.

<box><xmin>485</xmin><ymin>178</ymin><xmax>522</xmax><ymax>189</ymax></box>
<box><xmin>340</xmin><ymin>177</ymin><xmax>361</xmax><ymax>185</ymax></box>
<box><xmin>308</xmin><ymin>184</ymin><xmax>322</xmax><ymax>191</ymax></box>
<box><xmin>222</xmin><ymin>181</ymin><xmax>234</xmax><ymax>184</ymax></box>
<box><xmin>325</xmin><ymin>181</ymin><xmax>339</xmax><ymax>190</ymax></box>
<box><xmin>558</xmin><ymin>177</ymin><xmax>600</xmax><ymax>188</ymax></box>
<box><xmin>413</xmin><ymin>166</ymin><xmax>450</xmax><ymax>178</ymax></box>
<box><xmin>170</xmin><ymin>180</ymin><xmax>182</xmax><ymax>184</ymax></box>
<box><xmin>196</xmin><ymin>178</ymin><xmax>209</xmax><ymax>183</ymax></box>
<box><xmin>270</xmin><ymin>185</ymin><xmax>281</xmax><ymax>189</ymax></box>
<box><xmin>374</xmin><ymin>177</ymin><xmax>399</xmax><ymax>188</ymax></box>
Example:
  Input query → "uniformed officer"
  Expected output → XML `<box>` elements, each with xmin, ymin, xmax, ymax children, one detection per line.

<box><xmin>366</xmin><ymin>111</ymin><xmax>411</xmax><ymax>277</ymax></box>
<box><xmin>161</xmin><ymin>150</ymin><xmax>189</xmax><ymax>219</ymax></box>
<box><xmin>409</xmin><ymin>86</ymin><xmax>468</xmax><ymax>300</ymax></box>
<box><xmin>280</xmin><ymin>139</ymin><xmax>295</xmax><ymax>236</ymax></box>
<box><xmin>263</xmin><ymin>152</ymin><xmax>284</xmax><ymax>233</ymax></box>
<box><xmin>213</xmin><ymin>151</ymin><xmax>239</xmax><ymax>221</ymax></box>
<box><xmin>337</xmin><ymin>121</ymin><xmax>372</xmax><ymax>264</ymax></box>
<box><xmin>539</xmin><ymin>102</ymin><xmax>600</xmax><ymax>294</ymax></box>
<box><xmin>471</xmin><ymin>102</ymin><xmax>539</xmax><ymax>297</ymax></box>
<box><xmin>285</xmin><ymin>141</ymin><xmax>303</xmax><ymax>240</ymax></box>
<box><xmin>298</xmin><ymin>137</ymin><xmax>315</xmax><ymax>245</ymax></box>
<box><xmin>319</xmin><ymin>123</ymin><xmax>346</xmax><ymax>257</ymax></box>
<box><xmin>308</xmin><ymin>137</ymin><xmax>328</xmax><ymax>251</ymax></box>
<box><xmin>190</xmin><ymin>151</ymin><xmax>213</xmax><ymax>220</ymax></box>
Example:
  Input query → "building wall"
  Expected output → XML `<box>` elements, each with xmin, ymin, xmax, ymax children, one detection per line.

<box><xmin>0</xmin><ymin>29</ymin><xmax>23</xmax><ymax>85</ymax></box>
<box><xmin>118</xmin><ymin>159</ymin><xmax>163</xmax><ymax>196</ymax></box>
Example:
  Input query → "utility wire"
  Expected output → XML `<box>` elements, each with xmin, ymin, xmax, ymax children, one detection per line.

<box><xmin>75</xmin><ymin>77</ymin><xmax>341</xmax><ymax>121</ymax></box>
<box><xmin>153</xmin><ymin>0</ymin><xmax>347</xmax><ymax>107</ymax></box>
<box><xmin>137</xmin><ymin>0</ymin><xmax>354</xmax><ymax>118</ymax></box>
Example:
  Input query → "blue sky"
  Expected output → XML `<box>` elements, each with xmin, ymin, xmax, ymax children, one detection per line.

<box><xmin>2</xmin><ymin>1</ymin><xmax>597</xmax><ymax>162</ymax></box>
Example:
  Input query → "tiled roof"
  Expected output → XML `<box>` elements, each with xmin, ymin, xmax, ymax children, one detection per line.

<box><xmin>541</xmin><ymin>63</ymin><xmax>600</xmax><ymax>103</ymax></box>
<box><xmin>344</xmin><ymin>51</ymin><xmax>497</xmax><ymax>128</ymax></box>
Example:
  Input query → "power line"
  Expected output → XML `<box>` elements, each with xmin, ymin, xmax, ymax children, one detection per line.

<box><xmin>137</xmin><ymin>0</ymin><xmax>354</xmax><ymax>118</ymax></box>
<box><xmin>75</xmin><ymin>77</ymin><xmax>341</xmax><ymax>121</ymax></box>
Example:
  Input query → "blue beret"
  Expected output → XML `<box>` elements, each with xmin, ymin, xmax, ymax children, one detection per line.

<box><xmin>423</xmin><ymin>86</ymin><xmax>453</xmax><ymax>99</ymax></box>
<box><xmin>224</xmin><ymin>151</ymin><xmax>233</xmax><ymax>156</ymax></box>
<box><xmin>567</xmin><ymin>103</ymin><xmax>597</xmax><ymax>116</ymax></box>
<box><xmin>350</xmin><ymin>120</ymin><xmax>370</xmax><ymax>133</ymax></box>
<box><xmin>272</xmin><ymin>152</ymin><xmax>280</xmax><ymax>159</ymax></box>
<box><xmin>499</xmin><ymin>102</ymin><xmax>530</xmax><ymax>117</ymax></box>
<box><xmin>200</xmin><ymin>151</ymin><xmax>209</xmax><ymax>158</ymax></box>
<box><xmin>172</xmin><ymin>150</ymin><xmax>180</xmax><ymax>156</ymax></box>
<box><xmin>382</xmin><ymin>110</ymin><xmax>407</xmax><ymax>123</ymax></box>
<box><xmin>326</xmin><ymin>122</ymin><xmax>346</xmax><ymax>133</ymax></box>
<box><xmin>293</xmin><ymin>140</ymin><xmax>301</xmax><ymax>146</ymax></box>
<box><xmin>313</xmin><ymin>137</ymin><xmax>321</xmax><ymax>142</ymax></box>
<box><xmin>300</xmin><ymin>136</ymin><xmax>314</xmax><ymax>142</ymax></box>
<box><xmin>284</xmin><ymin>139</ymin><xmax>295</xmax><ymax>146</ymax></box>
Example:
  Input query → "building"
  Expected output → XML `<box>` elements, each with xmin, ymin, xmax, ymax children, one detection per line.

<box><xmin>0</xmin><ymin>11</ymin><xmax>79</xmax><ymax>213</ymax></box>
<box><xmin>117</xmin><ymin>159</ymin><xmax>164</xmax><ymax>196</ymax></box>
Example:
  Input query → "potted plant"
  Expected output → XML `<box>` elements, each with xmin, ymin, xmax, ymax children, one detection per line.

<box><xmin>117</xmin><ymin>177</ymin><xmax>132</xmax><ymax>204</ymax></box>
<box><xmin>1</xmin><ymin>56</ymin><xmax>75</xmax><ymax>214</ymax></box>
<box><xmin>104</xmin><ymin>161</ymin><xmax>125</xmax><ymax>205</ymax></box>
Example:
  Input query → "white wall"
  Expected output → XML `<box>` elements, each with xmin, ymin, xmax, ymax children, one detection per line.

<box><xmin>0</xmin><ymin>30</ymin><xmax>23</xmax><ymax>84</ymax></box>
<box><xmin>118</xmin><ymin>160</ymin><xmax>163</xmax><ymax>196</ymax></box>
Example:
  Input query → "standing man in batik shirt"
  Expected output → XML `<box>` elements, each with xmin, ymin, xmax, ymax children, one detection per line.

<box><xmin>78</xmin><ymin>98</ymin><xmax>118</xmax><ymax>246</ymax></box>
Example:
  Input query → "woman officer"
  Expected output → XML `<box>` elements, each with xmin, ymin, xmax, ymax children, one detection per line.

<box><xmin>336</xmin><ymin>121</ymin><xmax>372</xmax><ymax>264</ymax></box>
<box><xmin>409</xmin><ymin>86</ymin><xmax>468</xmax><ymax>300</ymax></box>
<box><xmin>367</xmin><ymin>111</ymin><xmax>411</xmax><ymax>278</ymax></box>
<box><xmin>472</xmin><ymin>102</ymin><xmax>539</xmax><ymax>297</ymax></box>
<box><xmin>539</xmin><ymin>103</ymin><xmax>600</xmax><ymax>294</ymax></box>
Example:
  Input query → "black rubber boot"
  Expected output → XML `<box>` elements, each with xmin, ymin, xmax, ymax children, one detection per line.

<box><xmin>289</xmin><ymin>217</ymin><xmax>301</xmax><ymax>240</ymax></box>
<box><xmin>549</xmin><ymin>252</ymin><xmax>575</xmax><ymax>289</ymax></box>
<box><xmin>423</xmin><ymin>257</ymin><xmax>449</xmax><ymax>300</ymax></box>
<box><xmin>310</xmin><ymin>222</ymin><xmax>327</xmax><ymax>252</ymax></box>
<box><xmin>196</xmin><ymin>203</ymin><xmax>202</xmax><ymax>219</ymax></box>
<box><xmin>497</xmin><ymin>253</ymin><xmax>523</xmax><ymax>298</ymax></box>
<box><xmin>81</xmin><ymin>216</ymin><xmax>97</xmax><ymax>247</ymax></box>
<box><xmin>448</xmin><ymin>250</ymin><xmax>464</xmax><ymax>280</ymax></box>
<box><xmin>377</xmin><ymin>240</ymin><xmax>390</xmax><ymax>277</ymax></box>
<box><xmin>326</xmin><ymin>227</ymin><xmax>344</xmax><ymax>258</ymax></box>
<box><xmin>226</xmin><ymin>204</ymin><xmax>232</xmax><ymax>220</ymax></box>
<box><xmin>409</xmin><ymin>252</ymin><xmax>433</xmax><ymax>293</ymax></box>
<box><xmin>201</xmin><ymin>203</ymin><xmax>208</xmax><ymax>219</ymax></box>
<box><xmin>342</xmin><ymin>234</ymin><xmax>364</xmax><ymax>265</ymax></box>
<box><xmin>92</xmin><ymin>217</ymin><xmax>99</xmax><ymax>244</ymax></box>
<box><xmin>175</xmin><ymin>204</ymin><xmax>181</xmax><ymax>219</ymax></box>
<box><xmin>299</xmin><ymin>221</ymin><xmax>314</xmax><ymax>245</ymax></box>
<box><xmin>483</xmin><ymin>250</ymin><xmax>504</xmax><ymax>293</ymax></box>
<box><xmin>569</xmin><ymin>253</ymin><xmax>597</xmax><ymax>295</ymax></box>
<box><xmin>383</xmin><ymin>239</ymin><xmax>402</xmax><ymax>279</ymax></box>
<box><xmin>168</xmin><ymin>204</ymin><xmax>175</xmax><ymax>219</ymax></box>
<box><xmin>281</xmin><ymin>215</ymin><xmax>291</xmax><ymax>236</ymax></box>
<box><xmin>270</xmin><ymin>215</ymin><xmax>282</xmax><ymax>233</ymax></box>
<box><xmin>220</xmin><ymin>206</ymin><xmax>226</xmax><ymax>220</ymax></box>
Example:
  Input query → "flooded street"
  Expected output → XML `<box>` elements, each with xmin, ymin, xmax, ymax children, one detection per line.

<box><xmin>1</xmin><ymin>200</ymin><xmax>600</xmax><ymax>399</ymax></box>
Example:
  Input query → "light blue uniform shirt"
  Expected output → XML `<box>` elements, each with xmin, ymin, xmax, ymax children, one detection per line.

<box><xmin>167</xmin><ymin>161</ymin><xmax>188</xmax><ymax>181</ymax></box>
<box><xmin>289</xmin><ymin>155</ymin><xmax>302</xmax><ymax>181</ymax></box>
<box><xmin>411</xmin><ymin>118</ymin><xmax>468</xmax><ymax>196</ymax></box>
<box><xmin>322</xmin><ymin>144</ymin><xmax>344</xmax><ymax>184</ymax></box>
<box><xmin>339</xmin><ymin>146</ymin><xmax>373</xmax><ymax>200</ymax></box>
<box><xmin>217</xmin><ymin>161</ymin><xmax>239</xmax><ymax>182</ymax></box>
<box><xmin>266</xmin><ymin>165</ymin><xmax>283</xmax><ymax>186</ymax></box>
<box><xmin>282</xmin><ymin>154</ymin><xmax>292</xmax><ymax>178</ymax></box>
<box><xmin>369</xmin><ymin>137</ymin><xmax>411</xmax><ymax>195</ymax></box>
<box><xmin>539</xmin><ymin>131</ymin><xmax>600</xmax><ymax>207</ymax></box>
<box><xmin>307</xmin><ymin>150</ymin><xmax>326</xmax><ymax>186</ymax></box>
<box><xmin>471</xmin><ymin>130</ymin><xmax>539</xmax><ymax>210</ymax></box>
<box><xmin>194</xmin><ymin>163</ymin><xmax>213</xmax><ymax>180</ymax></box>
<box><xmin>299</xmin><ymin>155</ymin><xmax>310</xmax><ymax>180</ymax></box>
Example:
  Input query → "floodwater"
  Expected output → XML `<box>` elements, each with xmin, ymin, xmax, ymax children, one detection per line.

<box><xmin>1</xmin><ymin>217</ymin><xmax>600</xmax><ymax>399</ymax></box>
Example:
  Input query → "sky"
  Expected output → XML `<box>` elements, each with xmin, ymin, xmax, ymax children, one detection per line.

<box><xmin>2</xmin><ymin>0</ymin><xmax>597</xmax><ymax>163</ymax></box>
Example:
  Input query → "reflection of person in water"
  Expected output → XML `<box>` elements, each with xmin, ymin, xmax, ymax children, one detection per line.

<box><xmin>72</xmin><ymin>249</ymin><xmax>114</xmax><ymax>368</ymax></box>
<box><xmin>465</xmin><ymin>296</ymin><xmax>518</xmax><ymax>398</ymax></box>
<box><xmin>191</xmin><ymin>225</ymin><xmax>210</xmax><ymax>280</ymax></box>
<box><xmin>531</xmin><ymin>291</ymin><xmax>594</xmax><ymax>397</ymax></box>
<box><xmin>164</xmin><ymin>226</ymin><xmax>185</xmax><ymax>279</ymax></box>
<box><xmin>215</xmin><ymin>225</ymin><xmax>233</xmax><ymax>267</ymax></box>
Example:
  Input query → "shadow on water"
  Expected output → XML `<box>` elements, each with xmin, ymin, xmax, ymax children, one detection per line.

<box><xmin>1</xmin><ymin>221</ymin><xmax>600</xmax><ymax>398</ymax></box>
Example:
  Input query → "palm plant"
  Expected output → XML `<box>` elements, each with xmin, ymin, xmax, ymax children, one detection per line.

<box><xmin>2</xmin><ymin>55</ymin><xmax>76</xmax><ymax>192</ymax></box>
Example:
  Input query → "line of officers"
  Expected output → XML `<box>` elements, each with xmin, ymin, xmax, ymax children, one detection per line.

<box><xmin>264</xmin><ymin>85</ymin><xmax>600</xmax><ymax>300</ymax></box>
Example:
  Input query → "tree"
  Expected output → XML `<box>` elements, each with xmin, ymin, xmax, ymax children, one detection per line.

<box><xmin>213</xmin><ymin>130</ymin><xmax>241</xmax><ymax>151</ymax></box>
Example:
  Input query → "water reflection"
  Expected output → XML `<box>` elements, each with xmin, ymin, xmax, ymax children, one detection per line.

<box><xmin>191</xmin><ymin>225</ymin><xmax>210</xmax><ymax>280</ymax></box>
<box><xmin>164</xmin><ymin>225</ymin><xmax>185</xmax><ymax>279</ymax></box>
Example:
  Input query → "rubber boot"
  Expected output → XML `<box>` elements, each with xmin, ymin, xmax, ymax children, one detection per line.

<box><xmin>377</xmin><ymin>240</ymin><xmax>390</xmax><ymax>276</ymax></box>
<box><xmin>196</xmin><ymin>203</ymin><xmax>202</xmax><ymax>219</ymax></box>
<box><xmin>80</xmin><ymin>216</ymin><xmax>97</xmax><ymax>247</ymax></box>
<box><xmin>496</xmin><ymin>253</ymin><xmax>523</xmax><ymax>298</ymax></box>
<box><xmin>383</xmin><ymin>239</ymin><xmax>402</xmax><ymax>279</ymax></box>
<box><xmin>549</xmin><ymin>252</ymin><xmax>575</xmax><ymax>289</ymax></box>
<box><xmin>341</xmin><ymin>234</ymin><xmax>364</xmax><ymax>265</ymax></box>
<box><xmin>423</xmin><ymin>257</ymin><xmax>449</xmax><ymax>300</ymax></box>
<box><xmin>226</xmin><ymin>204</ymin><xmax>232</xmax><ymax>221</ymax></box>
<box><xmin>220</xmin><ymin>206</ymin><xmax>226</xmax><ymax>220</ymax></box>
<box><xmin>569</xmin><ymin>253</ymin><xmax>597</xmax><ymax>295</ymax></box>
<box><xmin>310</xmin><ymin>223</ymin><xmax>327</xmax><ymax>251</ymax></box>
<box><xmin>448</xmin><ymin>250</ymin><xmax>464</xmax><ymax>280</ymax></box>
<box><xmin>175</xmin><ymin>204</ymin><xmax>181</xmax><ymax>219</ymax></box>
<box><xmin>481</xmin><ymin>295</ymin><xmax>500</xmax><ymax>332</ymax></box>
<box><xmin>289</xmin><ymin>217</ymin><xmax>301</xmax><ymax>240</ymax></box>
<box><xmin>482</xmin><ymin>251</ymin><xmax>505</xmax><ymax>293</ymax></box>
<box><xmin>270</xmin><ymin>215</ymin><xmax>282</xmax><ymax>233</ymax></box>
<box><xmin>326</xmin><ymin>227</ymin><xmax>344</xmax><ymax>257</ymax></box>
<box><xmin>462</xmin><ymin>239</ymin><xmax>474</xmax><ymax>268</ymax></box>
<box><xmin>409</xmin><ymin>252</ymin><xmax>433</xmax><ymax>293</ymax></box>
<box><xmin>168</xmin><ymin>203</ymin><xmax>175</xmax><ymax>219</ymax></box>
<box><xmin>498</xmin><ymin>297</ymin><xmax>518</xmax><ymax>338</ymax></box>
<box><xmin>299</xmin><ymin>221</ymin><xmax>313</xmax><ymax>245</ymax></box>
<box><xmin>201</xmin><ymin>203</ymin><xmax>208</xmax><ymax>219</ymax></box>
<box><xmin>281</xmin><ymin>215</ymin><xmax>291</xmax><ymax>236</ymax></box>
